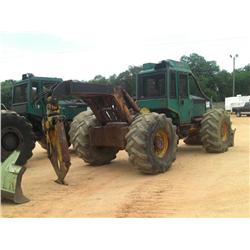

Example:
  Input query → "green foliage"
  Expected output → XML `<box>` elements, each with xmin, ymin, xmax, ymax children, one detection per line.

<box><xmin>1</xmin><ymin>57</ymin><xmax>249</xmax><ymax>105</ymax></box>
<box><xmin>88</xmin><ymin>65</ymin><xmax>142</xmax><ymax>96</ymax></box>
<box><xmin>181</xmin><ymin>53</ymin><xmax>250</xmax><ymax>101</ymax></box>
<box><xmin>89</xmin><ymin>75</ymin><xmax>108</xmax><ymax>84</ymax></box>
<box><xmin>181</xmin><ymin>53</ymin><xmax>221</xmax><ymax>101</ymax></box>
<box><xmin>181</xmin><ymin>53</ymin><xmax>220</xmax><ymax>79</ymax></box>
<box><xmin>214</xmin><ymin>70</ymin><xmax>232</xmax><ymax>100</ymax></box>
<box><xmin>234</xmin><ymin>65</ymin><xmax>250</xmax><ymax>96</ymax></box>
<box><xmin>1</xmin><ymin>80</ymin><xmax>14</xmax><ymax>108</ymax></box>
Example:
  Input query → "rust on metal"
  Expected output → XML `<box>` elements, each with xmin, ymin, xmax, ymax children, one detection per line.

<box><xmin>49</xmin><ymin>80</ymin><xmax>143</xmax><ymax>159</ymax></box>
<box><xmin>89</xmin><ymin>123</ymin><xmax>128</xmax><ymax>149</ymax></box>
<box><xmin>43</xmin><ymin>96</ymin><xmax>71</xmax><ymax>185</ymax></box>
<box><xmin>51</xmin><ymin>81</ymin><xmax>140</xmax><ymax>125</ymax></box>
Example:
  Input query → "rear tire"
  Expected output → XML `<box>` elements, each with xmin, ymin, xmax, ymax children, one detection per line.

<box><xmin>125</xmin><ymin>113</ymin><xmax>177</xmax><ymax>174</ymax></box>
<box><xmin>69</xmin><ymin>110</ymin><xmax>93</xmax><ymax>138</ymax></box>
<box><xmin>1</xmin><ymin>110</ymin><xmax>35</xmax><ymax>165</ymax></box>
<box><xmin>200</xmin><ymin>109</ymin><xmax>233</xmax><ymax>153</ymax></box>
<box><xmin>69</xmin><ymin>111</ymin><xmax>118</xmax><ymax>165</ymax></box>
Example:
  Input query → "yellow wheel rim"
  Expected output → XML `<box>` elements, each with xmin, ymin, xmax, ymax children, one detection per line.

<box><xmin>154</xmin><ymin>128</ymin><xmax>169</xmax><ymax>158</ymax></box>
<box><xmin>221</xmin><ymin>121</ymin><xmax>229</xmax><ymax>142</ymax></box>
<box><xmin>140</xmin><ymin>107</ymin><xmax>150</xmax><ymax>114</ymax></box>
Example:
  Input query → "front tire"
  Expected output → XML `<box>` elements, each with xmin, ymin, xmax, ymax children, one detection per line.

<box><xmin>1</xmin><ymin>110</ymin><xmax>35</xmax><ymax>165</ymax></box>
<box><xmin>125</xmin><ymin>113</ymin><xmax>177</xmax><ymax>174</ymax></box>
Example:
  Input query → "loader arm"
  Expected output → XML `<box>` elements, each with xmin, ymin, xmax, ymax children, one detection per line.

<box><xmin>44</xmin><ymin>80</ymin><xmax>140</xmax><ymax>184</ymax></box>
<box><xmin>51</xmin><ymin>80</ymin><xmax>140</xmax><ymax>125</ymax></box>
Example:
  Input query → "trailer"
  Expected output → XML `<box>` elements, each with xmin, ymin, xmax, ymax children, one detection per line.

<box><xmin>225</xmin><ymin>95</ymin><xmax>250</xmax><ymax>112</ymax></box>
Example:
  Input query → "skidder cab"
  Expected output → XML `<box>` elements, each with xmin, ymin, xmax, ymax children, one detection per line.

<box><xmin>55</xmin><ymin>59</ymin><xmax>235</xmax><ymax>180</ymax></box>
<box><xmin>136</xmin><ymin>59</ymin><xmax>235</xmax><ymax>151</ymax></box>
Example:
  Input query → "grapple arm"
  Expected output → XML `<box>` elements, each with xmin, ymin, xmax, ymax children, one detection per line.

<box><xmin>51</xmin><ymin>81</ymin><xmax>140</xmax><ymax>125</ymax></box>
<box><xmin>43</xmin><ymin>97</ymin><xmax>71</xmax><ymax>185</ymax></box>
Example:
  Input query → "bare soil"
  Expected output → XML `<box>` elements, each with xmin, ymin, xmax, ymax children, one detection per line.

<box><xmin>1</xmin><ymin>116</ymin><xmax>249</xmax><ymax>217</ymax></box>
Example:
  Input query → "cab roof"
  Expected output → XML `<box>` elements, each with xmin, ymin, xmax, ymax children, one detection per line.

<box><xmin>140</xmin><ymin>59</ymin><xmax>192</xmax><ymax>74</ymax></box>
<box><xmin>14</xmin><ymin>73</ymin><xmax>63</xmax><ymax>84</ymax></box>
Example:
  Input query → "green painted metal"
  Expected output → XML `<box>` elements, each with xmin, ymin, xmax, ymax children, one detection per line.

<box><xmin>11</xmin><ymin>74</ymin><xmax>63</xmax><ymax>118</ymax></box>
<box><xmin>142</xmin><ymin>63</ymin><xmax>156</xmax><ymax>71</ymax></box>
<box><xmin>136</xmin><ymin>59</ymin><xmax>207</xmax><ymax>125</ymax></box>
<box><xmin>59</xmin><ymin>100</ymin><xmax>87</xmax><ymax>120</ymax></box>
<box><xmin>141</xmin><ymin>59</ymin><xmax>192</xmax><ymax>74</ymax></box>
<box><xmin>1</xmin><ymin>151</ymin><xmax>29</xmax><ymax>204</ymax></box>
<box><xmin>137</xmin><ymin>98</ymin><xmax>167</xmax><ymax>110</ymax></box>
<box><xmin>167</xmin><ymin>59</ymin><xmax>192</xmax><ymax>73</ymax></box>
<box><xmin>190</xmin><ymin>96</ymin><xmax>207</xmax><ymax>117</ymax></box>
<box><xmin>14</xmin><ymin>76</ymin><xmax>63</xmax><ymax>85</ymax></box>
<box><xmin>10</xmin><ymin>74</ymin><xmax>87</xmax><ymax>141</ymax></box>
<box><xmin>11</xmin><ymin>74</ymin><xmax>87</xmax><ymax>119</ymax></box>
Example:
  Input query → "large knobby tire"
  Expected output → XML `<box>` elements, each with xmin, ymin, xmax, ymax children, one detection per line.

<box><xmin>200</xmin><ymin>109</ymin><xmax>233</xmax><ymax>153</ymax></box>
<box><xmin>125</xmin><ymin>112</ymin><xmax>177</xmax><ymax>174</ymax></box>
<box><xmin>69</xmin><ymin>110</ymin><xmax>93</xmax><ymax>138</ymax></box>
<box><xmin>1</xmin><ymin>110</ymin><xmax>35</xmax><ymax>165</ymax></box>
<box><xmin>69</xmin><ymin>111</ymin><xmax>119</xmax><ymax>165</ymax></box>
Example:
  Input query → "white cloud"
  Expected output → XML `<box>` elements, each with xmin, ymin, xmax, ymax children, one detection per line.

<box><xmin>0</xmin><ymin>0</ymin><xmax>249</xmax><ymax>81</ymax></box>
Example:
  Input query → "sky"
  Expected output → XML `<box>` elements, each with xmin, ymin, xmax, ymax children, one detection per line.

<box><xmin>0</xmin><ymin>0</ymin><xmax>249</xmax><ymax>82</ymax></box>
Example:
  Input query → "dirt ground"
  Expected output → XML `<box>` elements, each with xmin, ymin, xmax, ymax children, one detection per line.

<box><xmin>1</xmin><ymin>116</ymin><xmax>249</xmax><ymax>218</ymax></box>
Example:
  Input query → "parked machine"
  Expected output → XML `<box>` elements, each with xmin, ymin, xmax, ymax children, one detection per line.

<box><xmin>135</xmin><ymin>59</ymin><xmax>235</xmax><ymax>149</ymax></box>
<box><xmin>225</xmin><ymin>95</ymin><xmax>250</xmax><ymax>112</ymax></box>
<box><xmin>54</xmin><ymin>63</ymin><xmax>235</xmax><ymax>179</ymax></box>
<box><xmin>232</xmin><ymin>101</ymin><xmax>250</xmax><ymax>117</ymax></box>
<box><xmin>1</xmin><ymin>73</ymin><xmax>87</xmax><ymax>165</ymax></box>
<box><xmin>1</xmin><ymin>61</ymin><xmax>236</xmax><ymax>188</ymax></box>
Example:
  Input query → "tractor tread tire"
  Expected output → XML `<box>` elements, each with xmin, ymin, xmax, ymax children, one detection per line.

<box><xmin>200</xmin><ymin>108</ymin><xmax>233</xmax><ymax>153</ymax></box>
<box><xmin>1</xmin><ymin>110</ymin><xmax>35</xmax><ymax>165</ymax></box>
<box><xmin>69</xmin><ymin>111</ymin><xmax>118</xmax><ymax>165</ymax></box>
<box><xmin>69</xmin><ymin>110</ymin><xmax>93</xmax><ymax>140</ymax></box>
<box><xmin>125</xmin><ymin>112</ymin><xmax>177</xmax><ymax>174</ymax></box>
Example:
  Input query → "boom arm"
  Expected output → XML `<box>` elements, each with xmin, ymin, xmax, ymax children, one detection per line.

<box><xmin>51</xmin><ymin>80</ymin><xmax>140</xmax><ymax>125</ymax></box>
<box><xmin>45</xmin><ymin>80</ymin><xmax>140</xmax><ymax>184</ymax></box>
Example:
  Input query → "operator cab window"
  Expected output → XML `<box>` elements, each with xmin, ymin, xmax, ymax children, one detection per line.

<box><xmin>189</xmin><ymin>74</ymin><xmax>203</xmax><ymax>98</ymax></box>
<box><xmin>43</xmin><ymin>82</ymin><xmax>53</xmax><ymax>93</ymax></box>
<box><xmin>31</xmin><ymin>82</ymin><xmax>39</xmax><ymax>103</ymax></box>
<box><xmin>13</xmin><ymin>84</ymin><xmax>27</xmax><ymax>103</ymax></box>
<box><xmin>179</xmin><ymin>73</ymin><xmax>188</xmax><ymax>98</ymax></box>
<box><xmin>170</xmin><ymin>71</ymin><xmax>177</xmax><ymax>98</ymax></box>
<box><xmin>41</xmin><ymin>82</ymin><xmax>54</xmax><ymax>102</ymax></box>
<box><xmin>140</xmin><ymin>73</ymin><xmax>165</xmax><ymax>98</ymax></box>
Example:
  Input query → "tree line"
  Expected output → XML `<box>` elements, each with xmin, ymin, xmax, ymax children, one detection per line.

<box><xmin>180</xmin><ymin>53</ymin><xmax>250</xmax><ymax>102</ymax></box>
<box><xmin>1</xmin><ymin>53</ymin><xmax>250</xmax><ymax>108</ymax></box>
<box><xmin>88</xmin><ymin>53</ymin><xmax>250</xmax><ymax>102</ymax></box>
